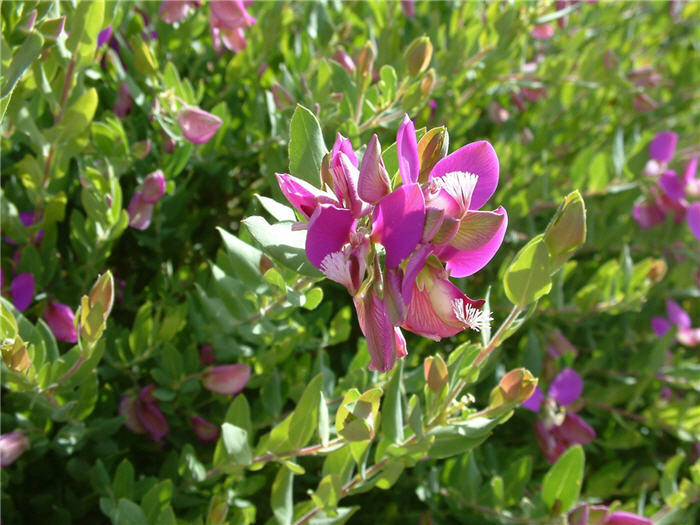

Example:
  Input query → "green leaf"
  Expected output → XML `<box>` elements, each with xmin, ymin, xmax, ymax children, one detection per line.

<box><xmin>217</xmin><ymin>227</ymin><xmax>262</xmax><ymax>284</ymax></box>
<box><xmin>382</xmin><ymin>360</ymin><xmax>404</xmax><ymax>443</ymax></box>
<box><xmin>66</xmin><ymin>0</ymin><xmax>105</xmax><ymax>66</ymax></box>
<box><xmin>113</xmin><ymin>499</ymin><xmax>149</xmax><ymax>525</ymax></box>
<box><xmin>242</xmin><ymin>216</ymin><xmax>321</xmax><ymax>277</ymax></box>
<box><xmin>288</xmin><ymin>104</ymin><xmax>327</xmax><ymax>186</ymax></box>
<box><xmin>112</xmin><ymin>459</ymin><xmax>134</xmax><ymax>501</ymax></box>
<box><xmin>318</xmin><ymin>391</ymin><xmax>330</xmax><ymax>447</ymax></box>
<box><xmin>1</xmin><ymin>31</ymin><xmax>44</xmax><ymax>101</ymax></box>
<box><xmin>504</xmin><ymin>234</ymin><xmax>552</xmax><ymax>307</ymax></box>
<box><xmin>542</xmin><ymin>444</ymin><xmax>584</xmax><ymax>513</ymax></box>
<box><xmin>255</xmin><ymin>194</ymin><xmax>297</xmax><ymax>222</ymax></box>
<box><xmin>141</xmin><ymin>480</ymin><xmax>173</xmax><ymax>524</ymax></box>
<box><xmin>271</xmin><ymin>465</ymin><xmax>294</xmax><ymax>525</ymax></box>
<box><xmin>221</xmin><ymin>423</ymin><xmax>252</xmax><ymax>466</ymax></box>
<box><xmin>48</xmin><ymin>88</ymin><xmax>99</xmax><ymax>144</ymax></box>
<box><xmin>289</xmin><ymin>373</ymin><xmax>323</xmax><ymax>449</ymax></box>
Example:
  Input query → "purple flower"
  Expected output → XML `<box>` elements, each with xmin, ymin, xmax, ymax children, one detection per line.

<box><xmin>44</xmin><ymin>302</ymin><xmax>77</xmax><ymax>343</ymax></box>
<box><xmin>10</xmin><ymin>273</ymin><xmax>34</xmax><ymax>312</ymax></box>
<box><xmin>0</xmin><ymin>432</ymin><xmax>29</xmax><ymax>467</ymax></box>
<box><xmin>652</xmin><ymin>299</ymin><xmax>700</xmax><ymax>347</ymax></box>
<box><xmin>649</xmin><ymin>131</ymin><xmax>678</xmax><ymax>164</ymax></box>
<box><xmin>191</xmin><ymin>415</ymin><xmax>220</xmax><ymax>443</ymax></box>
<box><xmin>177</xmin><ymin>106</ymin><xmax>222</xmax><ymax>144</ymax></box>
<box><xmin>605</xmin><ymin>511</ymin><xmax>653</xmax><ymax>525</ymax></box>
<box><xmin>119</xmin><ymin>386</ymin><xmax>170</xmax><ymax>442</ymax></box>
<box><xmin>97</xmin><ymin>25</ymin><xmax>112</xmax><ymax>48</ymax></box>
<box><xmin>202</xmin><ymin>364</ymin><xmax>251</xmax><ymax>395</ymax></box>
<box><xmin>141</xmin><ymin>170</ymin><xmax>166</xmax><ymax>203</ymax></box>
<box><xmin>128</xmin><ymin>191</ymin><xmax>155</xmax><ymax>230</ymax></box>
<box><xmin>275</xmin><ymin>115</ymin><xmax>506</xmax><ymax>371</ymax></box>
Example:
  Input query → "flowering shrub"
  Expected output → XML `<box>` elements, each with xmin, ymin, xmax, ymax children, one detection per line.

<box><xmin>1</xmin><ymin>1</ymin><xmax>699</xmax><ymax>524</ymax></box>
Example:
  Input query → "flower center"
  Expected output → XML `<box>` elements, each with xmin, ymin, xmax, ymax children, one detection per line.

<box><xmin>434</xmin><ymin>171</ymin><xmax>479</xmax><ymax>214</ymax></box>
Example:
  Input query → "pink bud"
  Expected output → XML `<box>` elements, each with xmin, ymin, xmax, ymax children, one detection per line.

<box><xmin>119</xmin><ymin>395</ymin><xmax>147</xmax><ymax>435</ymax></box>
<box><xmin>114</xmin><ymin>83</ymin><xmax>132</xmax><ymax>118</ymax></box>
<box><xmin>159</xmin><ymin>0</ymin><xmax>198</xmax><ymax>24</ymax></box>
<box><xmin>11</xmin><ymin>273</ymin><xmax>34</xmax><ymax>312</ymax></box>
<box><xmin>161</xmin><ymin>129</ymin><xmax>176</xmax><ymax>154</ymax></box>
<box><xmin>97</xmin><ymin>25</ymin><xmax>112</xmax><ymax>48</ymax></box>
<box><xmin>332</xmin><ymin>47</ymin><xmax>356</xmax><ymax>74</ymax></box>
<box><xmin>199</xmin><ymin>344</ymin><xmax>217</xmax><ymax>366</ymax></box>
<box><xmin>0</xmin><ymin>432</ymin><xmax>30</xmax><ymax>467</ymax></box>
<box><xmin>128</xmin><ymin>191</ymin><xmax>154</xmax><ymax>230</ymax></box>
<box><xmin>141</xmin><ymin>170</ymin><xmax>166</xmax><ymax>203</ymax></box>
<box><xmin>531</xmin><ymin>23</ymin><xmax>555</xmax><ymax>40</ymax></box>
<box><xmin>605</xmin><ymin>511</ymin><xmax>653</xmax><ymax>525</ymax></box>
<box><xmin>401</xmin><ymin>0</ymin><xmax>415</xmax><ymax>18</ymax></box>
<box><xmin>191</xmin><ymin>415</ymin><xmax>220</xmax><ymax>442</ymax></box>
<box><xmin>137</xmin><ymin>401</ymin><xmax>170</xmax><ymax>442</ymax></box>
<box><xmin>178</xmin><ymin>106</ymin><xmax>223</xmax><ymax>144</ymax></box>
<box><xmin>44</xmin><ymin>302</ymin><xmax>77</xmax><ymax>343</ymax></box>
<box><xmin>202</xmin><ymin>364</ymin><xmax>251</xmax><ymax>395</ymax></box>
<box><xmin>210</xmin><ymin>0</ymin><xmax>256</xmax><ymax>28</ymax></box>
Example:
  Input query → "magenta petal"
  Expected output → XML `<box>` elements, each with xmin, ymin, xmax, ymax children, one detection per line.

<box><xmin>210</xmin><ymin>0</ymin><xmax>256</xmax><ymax>28</ymax></box>
<box><xmin>44</xmin><ymin>302</ymin><xmax>77</xmax><ymax>343</ymax></box>
<box><xmin>687</xmin><ymin>202</ymin><xmax>700</xmax><ymax>241</ymax></box>
<box><xmin>649</xmin><ymin>131</ymin><xmax>677</xmax><ymax>163</ymax></box>
<box><xmin>397</xmin><ymin>114</ymin><xmax>419</xmax><ymax>185</ymax></box>
<box><xmin>136</xmin><ymin>402</ymin><xmax>170</xmax><ymax>442</ymax></box>
<box><xmin>191</xmin><ymin>415</ymin><xmax>220</xmax><ymax>443</ymax></box>
<box><xmin>128</xmin><ymin>191</ymin><xmax>154</xmax><ymax>230</ymax></box>
<box><xmin>331</xmin><ymin>133</ymin><xmax>358</xmax><ymax>168</ymax></box>
<box><xmin>556</xmin><ymin>413</ymin><xmax>596</xmax><ymax>445</ymax></box>
<box><xmin>276</xmin><ymin>173</ymin><xmax>338</xmax><ymax>219</ymax></box>
<box><xmin>651</xmin><ymin>316</ymin><xmax>671</xmax><ymax>337</ymax></box>
<box><xmin>11</xmin><ymin>273</ymin><xmax>34</xmax><ymax>312</ymax></box>
<box><xmin>306</xmin><ymin>205</ymin><xmax>355</xmax><ymax>268</ymax></box>
<box><xmin>549</xmin><ymin>368</ymin><xmax>583</xmax><ymax>406</ymax></box>
<box><xmin>522</xmin><ymin>386</ymin><xmax>545</xmax><ymax>412</ymax></box>
<box><xmin>439</xmin><ymin>206</ymin><xmax>507</xmax><ymax>278</ymax></box>
<box><xmin>141</xmin><ymin>170</ymin><xmax>166</xmax><ymax>203</ymax></box>
<box><xmin>220</xmin><ymin>26</ymin><xmax>247</xmax><ymax>52</ymax></box>
<box><xmin>402</xmin><ymin>244</ymin><xmax>433</xmax><ymax>302</ymax></box>
<box><xmin>666</xmin><ymin>299</ymin><xmax>691</xmax><ymax>329</ymax></box>
<box><xmin>658</xmin><ymin>170</ymin><xmax>685</xmax><ymax>200</ymax></box>
<box><xmin>683</xmin><ymin>156</ymin><xmax>698</xmax><ymax>184</ymax></box>
<box><xmin>178</xmin><ymin>106</ymin><xmax>222</xmax><ymax>145</ymax></box>
<box><xmin>354</xmin><ymin>291</ymin><xmax>400</xmax><ymax>372</ymax></box>
<box><xmin>429</xmin><ymin>141</ymin><xmax>499</xmax><ymax>210</ymax></box>
<box><xmin>632</xmin><ymin>201</ymin><xmax>666</xmax><ymax>229</ymax></box>
<box><xmin>531</xmin><ymin>23</ymin><xmax>555</xmax><ymax>40</ymax></box>
<box><xmin>372</xmin><ymin>183</ymin><xmax>426</xmax><ymax>269</ymax></box>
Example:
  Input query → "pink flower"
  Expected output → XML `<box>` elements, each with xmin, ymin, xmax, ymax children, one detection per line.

<box><xmin>177</xmin><ymin>106</ymin><xmax>222</xmax><ymax>144</ymax></box>
<box><xmin>159</xmin><ymin>0</ymin><xmax>199</xmax><ymax>24</ymax></box>
<box><xmin>0</xmin><ymin>432</ymin><xmax>29</xmax><ymax>467</ymax></box>
<box><xmin>44</xmin><ymin>302</ymin><xmax>77</xmax><ymax>343</ymax></box>
<box><xmin>141</xmin><ymin>170</ymin><xmax>166</xmax><ymax>203</ymax></box>
<box><xmin>652</xmin><ymin>299</ymin><xmax>700</xmax><ymax>347</ymax></box>
<box><xmin>119</xmin><ymin>386</ymin><xmax>170</xmax><ymax>442</ymax></box>
<box><xmin>531</xmin><ymin>23</ymin><xmax>555</xmax><ymax>40</ymax></box>
<box><xmin>191</xmin><ymin>415</ymin><xmax>220</xmax><ymax>442</ymax></box>
<box><xmin>401</xmin><ymin>0</ymin><xmax>415</xmax><ymax>18</ymax></box>
<box><xmin>209</xmin><ymin>1</ymin><xmax>256</xmax><ymax>53</ymax></box>
<box><xmin>202</xmin><ymin>364</ymin><xmax>251</xmax><ymax>395</ymax></box>
<box><xmin>128</xmin><ymin>190</ymin><xmax>154</xmax><ymax>230</ymax></box>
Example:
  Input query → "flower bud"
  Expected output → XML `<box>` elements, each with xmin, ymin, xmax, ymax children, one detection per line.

<box><xmin>605</xmin><ymin>511</ymin><xmax>653</xmax><ymax>525</ymax></box>
<box><xmin>191</xmin><ymin>415</ymin><xmax>220</xmax><ymax>443</ymax></box>
<box><xmin>417</xmin><ymin>127</ymin><xmax>449</xmax><ymax>183</ymax></box>
<box><xmin>332</xmin><ymin>47</ymin><xmax>356</xmax><ymax>74</ymax></box>
<box><xmin>531</xmin><ymin>23</ymin><xmax>555</xmax><ymax>40</ymax></box>
<box><xmin>11</xmin><ymin>273</ymin><xmax>34</xmax><ymax>312</ymax></box>
<box><xmin>424</xmin><ymin>354</ymin><xmax>449</xmax><ymax>393</ymax></box>
<box><xmin>141</xmin><ymin>170</ymin><xmax>166</xmax><ymax>203</ymax></box>
<box><xmin>202</xmin><ymin>364</ymin><xmax>251</xmax><ymax>395</ymax></box>
<box><xmin>137</xmin><ymin>401</ymin><xmax>170</xmax><ymax>442</ymax></box>
<box><xmin>358</xmin><ymin>134</ymin><xmax>391</xmax><ymax>203</ymax></box>
<box><xmin>404</xmin><ymin>36</ymin><xmax>433</xmax><ymax>76</ymax></box>
<box><xmin>543</xmin><ymin>190</ymin><xmax>586</xmax><ymax>268</ymax></box>
<box><xmin>272</xmin><ymin>82</ymin><xmax>295</xmax><ymax>111</ymax></box>
<box><xmin>97</xmin><ymin>25</ymin><xmax>112</xmax><ymax>48</ymax></box>
<box><xmin>38</xmin><ymin>16</ymin><xmax>66</xmax><ymax>41</ymax></box>
<box><xmin>132</xmin><ymin>139</ymin><xmax>151</xmax><ymax>159</ymax></box>
<box><xmin>128</xmin><ymin>191</ymin><xmax>154</xmax><ymax>230</ymax></box>
<box><xmin>2</xmin><ymin>336</ymin><xmax>31</xmax><ymax>372</ymax></box>
<box><xmin>356</xmin><ymin>41</ymin><xmax>376</xmax><ymax>87</ymax></box>
<box><xmin>199</xmin><ymin>344</ymin><xmax>217</xmax><ymax>366</ymax></box>
<box><xmin>0</xmin><ymin>432</ymin><xmax>29</xmax><ymax>467</ymax></box>
<box><xmin>44</xmin><ymin>302</ymin><xmax>77</xmax><ymax>343</ymax></box>
<box><xmin>492</xmin><ymin>368</ymin><xmax>538</xmax><ymax>405</ymax></box>
<box><xmin>88</xmin><ymin>271</ymin><xmax>115</xmax><ymax>322</ymax></box>
<box><xmin>420</xmin><ymin>68</ymin><xmax>436</xmax><ymax>97</ymax></box>
<box><xmin>114</xmin><ymin>83</ymin><xmax>132</xmax><ymax>119</ymax></box>
<box><xmin>119</xmin><ymin>395</ymin><xmax>146</xmax><ymax>435</ymax></box>
<box><xmin>178</xmin><ymin>106</ymin><xmax>223</xmax><ymax>144</ymax></box>
<box><xmin>160</xmin><ymin>0</ymin><xmax>197</xmax><ymax>24</ymax></box>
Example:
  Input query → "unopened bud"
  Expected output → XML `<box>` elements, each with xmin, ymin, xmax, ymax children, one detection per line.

<box><xmin>178</xmin><ymin>106</ymin><xmax>222</xmax><ymax>145</ymax></box>
<box><xmin>38</xmin><ymin>16</ymin><xmax>65</xmax><ymax>40</ymax></box>
<box><xmin>358</xmin><ymin>134</ymin><xmax>391</xmax><ymax>203</ymax></box>
<box><xmin>420</xmin><ymin>68</ymin><xmax>436</xmax><ymax>97</ymax></box>
<box><xmin>404</xmin><ymin>36</ymin><xmax>433</xmax><ymax>76</ymax></box>
<box><xmin>491</xmin><ymin>368</ymin><xmax>538</xmax><ymax>406</ymax></box>
<box><xmin>128</xmin><ymin>191</ymin><xmax>154</xmax><ymax>230</ymax></box>
<box><xmin>424</xmin><ymin>354</ymin><xmax>448</xmax><ymax>393</ymax></box>
<box><xmin>333</xmin><ymin>47</ymin><xmax>356</xmax><ymax>74</ymax></box>
<box><xmin>272</xmin><ymin>82</ymin><xmax>295</xmax><ymax>111</ymax></box>
<box><xmin>0</xmin><ymin>432</ymin><xmax>29</xmax><ymax>467</ymax></box>
<box><xmin>44</xmin><ymin>302</ymin><xmax>77</xmax><ymax>343</ymax></box>
<box><xmin>417</xmin><ymin>127</ymin><xmax>448</xmax><ymax>183</ymax></box>
<box><xmin>356</xmin><ymin>42</ymin><xmax>376</xmax><ymax>87</ymax></box>
<box><xmin>202</xmin><ymin>364</ymin><xmax>251</xmax><ymax>395</ymax></box>
<box><xmin>320</xmin><ymin>152</ymin><xmax>334</xmax><ymax>191</ymax></box>
<box><xmin>191</xmin><ymin>415</ymin><xmax>220</xmax><ymax>443</ymax></box>
<box><xmin>543</xmin><ymin>191</ymin><xmax>586</xmax><ymax>268</ymax></box>
<box><xmin>141</xmin><ymin>170</ymin><xmax>166</xmax><ymax>203</ymax></box>
<box><xmin>2</xmin><ymin>336</ymin><xmax>30</xmax><ymax>372</ymax></box>
<box><xmin>88</xmin><ymin>271</ymin><xmax>115</xmax><ymax>323</ymax></box>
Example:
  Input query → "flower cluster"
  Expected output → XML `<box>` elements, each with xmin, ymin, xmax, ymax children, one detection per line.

<box><xmin>634</xmin><ymin>130</ymin><xmax>700</xmax><ymax>241</ymax></box>
<box><xmin>277</xmin><ymin>115</ymin><xmax>507</xmax><ymax>371</ymax></box>
<box><xmin>523</xmin><ymin>367</ymin><xmax>595</xmax><ymax>463</ymax></box>
<box><xmin>652</xmin><ymin>298</ymin><xmax>700</xmax><ymax>348</ymax></box>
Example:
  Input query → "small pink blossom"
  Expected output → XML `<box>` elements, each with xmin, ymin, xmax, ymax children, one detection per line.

<box><xmin>0</xmin><ymin>432</ymin><xmax>29</xmax><ymax>467</ymax></box>
<box><xmin>44</xmin><ymin>302</ymin><xmax>77</xmax><ymax>343</ymax></box>
<box><xmin>177</xmin><ymin>106</ymin><xmax>222</xmax><ymax>144</ymax></box>
<box><xmin>202</xmin><ymin>364</ymin><xmax>251</xmax><ymax>395</ymax></box>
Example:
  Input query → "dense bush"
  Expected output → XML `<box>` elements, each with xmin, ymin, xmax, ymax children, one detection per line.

<box><xmin>1</xmin><ymin>1</ymin><xmax>699</xmax><ymax>524</ymax></box>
